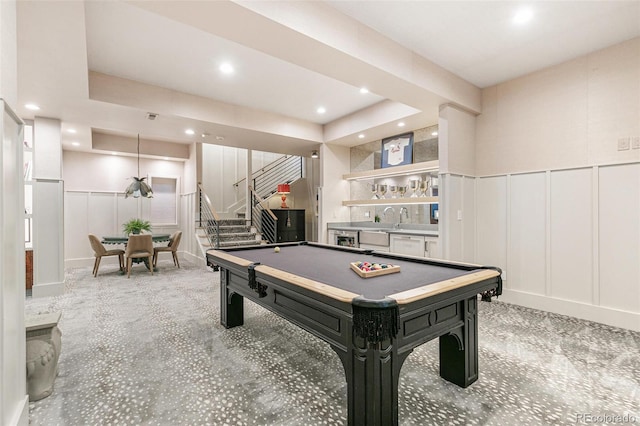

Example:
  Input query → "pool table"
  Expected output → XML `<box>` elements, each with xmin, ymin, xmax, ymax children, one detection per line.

<box><xmin>206</xmin><ymin>242</ymin><xmax>502</xmax><ymax>426</ymax></box>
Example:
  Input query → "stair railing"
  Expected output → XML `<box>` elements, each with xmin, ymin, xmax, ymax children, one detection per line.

<box><xmin>234</xmin><ymin>155</ymin><xmax>303</xmax><ymax>200</ymax></box>
<box><xmin>253</xmin><ymin>155</ymin><xmax>302</xmax><ymax>200</ymax></box>
<box><xmin>249</xmin><ymin>185</ymin><xmax>277</xmax><ymax>244</ymax></box>
<box><xmin>197</xmin><ymin>183</ymin><xmax>221</xmax><ymax>249</ymax></box>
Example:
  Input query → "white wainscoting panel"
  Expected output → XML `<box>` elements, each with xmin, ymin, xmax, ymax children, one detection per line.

<box><xmin>65</xmin><ymin>192</ymin><xmax>89</xmax><ymax>259</ymax></box>
<box><xmin>598</xmin><ymin>163</ymin><xmax>640</xmax><ymax>313</ymax></box>
<box><xmin>89</xmin><ymin>193</ymin><xmax>117</xmax><ymax>239</ymax></box>
<box><xmin>549</xmin><ymin>168</ymin><xmax>593</xmax><ymax>304</ymax></box>
<box><xmin>509</xmin><ymin>173</ymin><xmax>547</xmax><ymax>295</ymax></box>
<box><xmin>462</xmin><ymin>176</ymin><xmax>476</xmax><ymax>263</ymax></box>
<box><xmin>476</xmin><ymin>176</ymin><xmax>508</xmax><ymax>279</ymax></box>
<box><xmin>444</xmin><ymin>174</ymin><xmax>464</xmax><ymax>261</ymax></box>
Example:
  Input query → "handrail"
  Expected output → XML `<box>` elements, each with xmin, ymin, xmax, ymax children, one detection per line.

<box><xmin>249</xmin><ymin>185</ymin><xmax>277</xmax><ymax>244</ymax></box>
<box><xmin>197</xmin><ymin>183</ymin><xmax>221</xmax><ymax>249</ymax></box>
<box><xmin>233</xmin><ymin>154</ymin><xmax>292</xmax><ymax>188</ymax></box>
<box><xmin>249</xmin><ymin>186</ymin><xmax>277</xmax><ymax>221</ymax></box>
<box><xmin>198</xmin><ymin>183</ymin><xmax>220</xmax><ymax>221</ymax></box>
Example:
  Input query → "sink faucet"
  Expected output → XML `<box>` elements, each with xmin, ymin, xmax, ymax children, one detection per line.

<box><xmin>399</xmin><ymin>207</ymin><xmax>409</xmax><ymax>224</ymax></box>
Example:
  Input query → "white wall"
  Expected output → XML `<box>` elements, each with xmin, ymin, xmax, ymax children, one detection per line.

<box><xmin>63</xmin><ymin>150</ymin><xmax>187</xmax><ymax>268</ymax></box>
<box><xmin>0</xmin><ymin>0</ymin><xmax>17</xmax><ymax>107</ymax></box>
<box><xmin>200</xmin><ymin>144</ymin><xmax>282</xmax><ymax>217</ymax></box>
<box><xmin>476</xmin><ymin>37</ymin><xmax>640</xmax><ymax>176</ymax></box>
<box><xmin>474</xmin><ymin>38</ymin><xmax>640</xmax><ymax>331</ymax></box>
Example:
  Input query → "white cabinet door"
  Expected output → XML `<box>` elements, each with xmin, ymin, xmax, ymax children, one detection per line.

<box><xmin>390</xmin><ymin>234</ymin><xmax>425</xmax><ymax>257</ymax></box>
<box><xmin>424</xmin><ymin>236</ymin><xmax>439</xmax><ymax>258</ymax></box>
<box><xmin>359</xmin><ymin>243</ymin><xmax>390</xmax><ymax>252</ymax></box>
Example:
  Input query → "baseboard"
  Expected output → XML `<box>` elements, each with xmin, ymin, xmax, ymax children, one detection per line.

<box><xmin>500</xmin><ymin>289</ymin><xmax>640</xmax><ymax>332</ymax></box>
<box><xmin>65</xmin><ymin>257</ymin><xmax>97</xmax><ymax>269</ymax></box>
<box><xmin>8</xmin><ymin>395</ymin><xmax>29</xmax><ymax>426</ymax></box>
<box><xmin>182</xmin><ymin>250</ymin><xmax>205</xmax><ymax>266</ymax></box>
<box><xmin>65</xmin><ymin>252</ymin><xmax>206</xmax><ymax>270</ymax></box>
<box><xmin>31</xmin><ymin>281</ymin><xmax>64</xmax><ymax>298</ymax></box>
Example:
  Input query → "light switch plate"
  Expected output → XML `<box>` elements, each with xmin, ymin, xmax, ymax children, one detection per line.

<box><xmin>618</xmin><ymin>137</ymin><xmax>630</xmax><ymax>151</ymax></box>
<box><xmin>632</xmin><ymin>137</ymin><xmax>640</xmax><ymax>150</ymax></box>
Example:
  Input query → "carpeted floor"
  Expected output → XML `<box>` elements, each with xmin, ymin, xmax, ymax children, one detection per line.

<box><xmin>25</xmin><ymin>259</ymin><xmax>640</xmax><ymax>425</ymax></box>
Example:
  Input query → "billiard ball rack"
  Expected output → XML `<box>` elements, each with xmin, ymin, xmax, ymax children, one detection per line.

<box><xmin>350</xmin><ymin>261</ymin><xmax>400</xmax><ymax>278</ymax></box>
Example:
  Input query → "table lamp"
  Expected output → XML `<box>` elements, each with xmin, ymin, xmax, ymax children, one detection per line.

<box><xmin>277</xmin><ymin>184</ymin><xmax>290</xmax><ymax>208</ymax></box>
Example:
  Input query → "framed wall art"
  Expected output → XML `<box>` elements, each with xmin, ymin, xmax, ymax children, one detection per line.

<box><xmin>381</xmin><ymin>132</ymin><xmax>413</xmax><ymax>168</ymax></box>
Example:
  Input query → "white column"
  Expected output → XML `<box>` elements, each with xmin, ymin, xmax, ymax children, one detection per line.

<box><xmin>318</xmin><ymin>143</ymin><xmax>351</xmax><ymax>245</ymax></box>
<box><xmin>1</xmin><ymin>1</ymin><xmax>29</xmax><ymax>424</ymax></box>
<box><xmin>32</xmin><ymin>117</ymin><xmax>64</xmax><ymax>297</ymax></box>
<box><xmin>438</xmin><ymin>104</ymin><xmax>478</xmax><ymax>262</ymax></box>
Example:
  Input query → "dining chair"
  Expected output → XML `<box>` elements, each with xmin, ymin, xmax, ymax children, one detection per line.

<box><xmin>153</xmin><ymin>231</ymin><xmax>182</xmax><ymax>268</ymax></box>
<box><xmin>124</xmin><ymin>234</ymin><xmax>154</xmax><ymax>278</ymax></box>
<box><xmin>88</xmin><ymin>234</ymin><xmax>124</xmax><ymax>277</ymax></box>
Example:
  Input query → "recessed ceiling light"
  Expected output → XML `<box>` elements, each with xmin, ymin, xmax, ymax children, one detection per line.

<box><xmin>185</xmin><ymin>129</ymin><xmax>195</xmax><ymax>135</ymax></box>
<box><xmin>398</xmin><ymin>122</ymin><xmax>405</xmax><ymax>127</ymax></box>
<box><xmin>431</xmin><ymin>131</ymin><xmax>438</xmax><ymax>136</ymax></box>
<box><xmin>111</xmin><ymin>152</ymin><xmax>117</xmax><ymax>156</ymax></box>
<box><xmin>216</xmin><ymin>136</ymin><xmax>225</xmax><ymax>141</ymax></box>
<box><xmin>358</xmin><ymin>134</ymin><xmax>365</xmax><ymax>139</ymax></box>
<box><xmin>67</xmin><ymin>129</ymin><xmax>77</xmax><ymax>134</ymax></box>
<box><xmin>317</xmin><ymin>107</ymin><xmax>326</xmax><ymax>114</ymax></box>
<box><xmin>25</xmin><ymin>103</ymin><xmax>40</xmax><ymax>111</ymax></box>
<box><xmin>201</xmin><ymin>133</ymin><xmax>209</xmax><ymax>138</ymax></box>
<box><xmin>513</xmin><ymin>7</ymin><xmax>534</xmax><ymax>25</ymax></box>
<box><xmin>71</xmin><ymin>142</ymin><xmax>80</xmax><ymax>146</ymax></box>
<box><xmin>360</xmin><ymin>87</ymin><xmax>369</xmax><ymax>94</ymax></box>
<box><xmin>219</xmin><ymin>63</ymin><xmax>234</xmax><ymax>74</ymax></box>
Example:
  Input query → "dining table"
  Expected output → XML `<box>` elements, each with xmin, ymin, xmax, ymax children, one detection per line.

<box><xmin>101</xmin><ymin>234</ymin><xmax>171</xmax><ymax>273</ymax></box>
<box><xmin>101</xmin><ymin>234</ymin><xmax>171</xmax><ymax>245</ymax></box>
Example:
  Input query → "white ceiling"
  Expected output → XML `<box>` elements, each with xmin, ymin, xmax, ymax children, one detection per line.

<box><xmin>15</xmin><ymin>0</ymin><xmax>640</xmax><ymax>158</ymax></box>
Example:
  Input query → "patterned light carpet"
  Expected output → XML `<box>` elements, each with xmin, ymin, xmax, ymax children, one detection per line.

<box><xmin>25</xmin><ymin>259</ymin><xmax>640</xmax><ymax>425</ymax></box>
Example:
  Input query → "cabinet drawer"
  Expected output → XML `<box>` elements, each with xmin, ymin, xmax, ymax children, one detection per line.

<box><xmin>390</xmin><ymin>234</ymin><xmax>425</xmax><ymax>257</ymax></box>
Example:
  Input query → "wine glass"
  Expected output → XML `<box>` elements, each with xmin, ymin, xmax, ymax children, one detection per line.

<box><xmin>370</xmin><ymin>184</ymin><xmax>379</xmax><ymax>199</ymax></box>
<box><xmin>389</xmin><ymin>185</ymin><xmax>398</xmax><ymax>198</ymax></box>
<box><xmin>378</xmin><ymin>184</ymin><xmax>387</xmax><ymax>199</ymax></box>
<box><xmin>398</xmin><ymin>186</ymin><xmax>407</xmax><ymax>198</ymax></box>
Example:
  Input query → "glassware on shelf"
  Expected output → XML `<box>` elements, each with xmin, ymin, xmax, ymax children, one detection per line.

<box><xmin>419</xmin><ymin>180</ymin><xmax>429</xmax><ymax>197</ymax></box>
<box><xmin>378</xmin><ymin>184</ymin><xmax>387</xmax><ymax>199</ymax></box>
<box><xmin>370</xmin><ymin>183</ymin><xmax>380</xmax><ymax>199</ymax></box>
<box><xmin>398</xmin><ymin>186</ymin><xmax>407</xmax><ymax>198</ymax></box>
<box><xmin>389</xmin><ymin>185</ymin><xmax>398</xmax><ymax>198</ymax></box>
<box><xmin>409</xmin><ymin>179</ymin><xmax>420</xmax><ymax>197</ymax></box>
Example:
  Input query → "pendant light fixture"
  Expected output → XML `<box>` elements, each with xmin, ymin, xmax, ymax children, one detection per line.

<box><xmin>124</xmin><ymin>134</ymin><xmax>153</xmax><ymax>198</ymax></box>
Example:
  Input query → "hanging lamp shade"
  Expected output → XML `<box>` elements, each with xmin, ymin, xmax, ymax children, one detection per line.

<box><xmin>125</xmin><ymin>134</ymin><xmax>153</xmax><ymax>198</ymax></box>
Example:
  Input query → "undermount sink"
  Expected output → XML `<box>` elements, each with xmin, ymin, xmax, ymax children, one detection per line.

<box><xmin>358</xmin><ymin>230</ymin><xmax>390</xmax><ymax>246</ymax></box>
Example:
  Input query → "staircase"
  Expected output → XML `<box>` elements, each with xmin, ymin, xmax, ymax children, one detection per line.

<box><xmin>196</xmin><ymin>155</ymin><xmax>303</xmax><ymax>259</ymax></box>
<box><xmin>202</xmin><ymin>218</ymin><xmax>259</xmax><ymax>249</ymax></box>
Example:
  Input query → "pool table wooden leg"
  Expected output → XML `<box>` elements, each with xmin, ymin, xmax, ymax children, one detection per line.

<box><xmin>439</xmin><ymin>296</ymin><xmax>479</xmax><ymax>388</ymax></box>
<box><xmin>335</xmin><ymin>338</ymin><xmax>410</xmax><ymax>426</ymax></box>
<box><xmin>220</xmin><ymin>269</ymin><xmax>244</xmax><ymax>328</ymax></box>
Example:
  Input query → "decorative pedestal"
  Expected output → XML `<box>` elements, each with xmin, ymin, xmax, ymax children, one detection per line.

<box><xmin>25</xmin><ymin>312</ymin><xmax>62</xmax><ymax>401</ymax></box>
